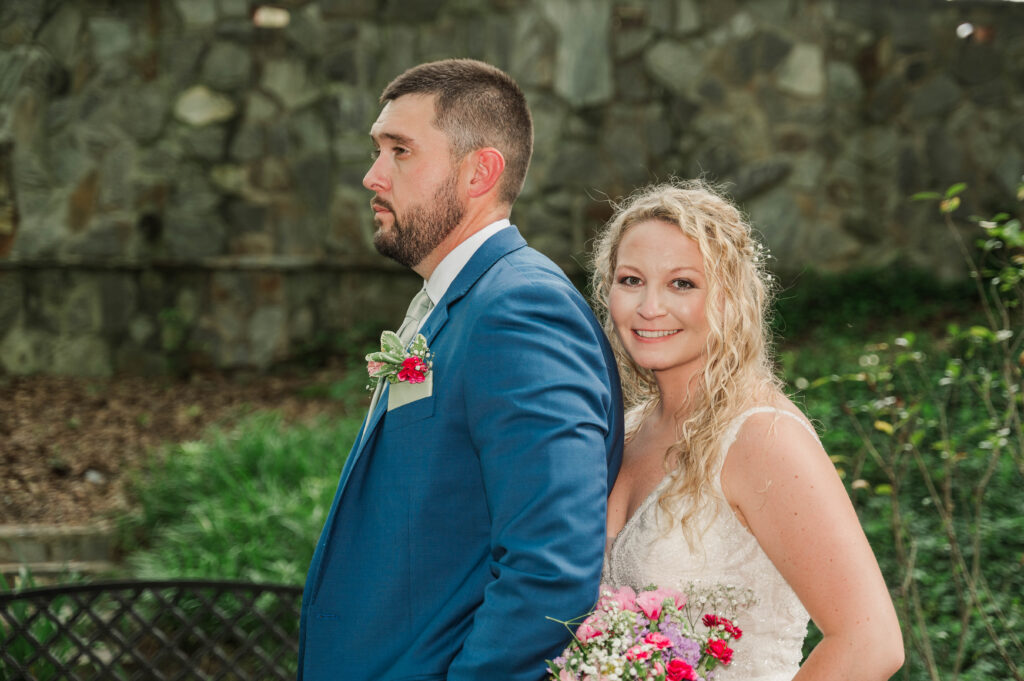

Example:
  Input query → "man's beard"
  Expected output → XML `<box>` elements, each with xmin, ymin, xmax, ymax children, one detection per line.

<box><xmin>372</xmin><ymin>172</ymin><xmax>465</xmax><ymax>269</ymax></box>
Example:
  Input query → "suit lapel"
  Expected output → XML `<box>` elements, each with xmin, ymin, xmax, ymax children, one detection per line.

<box><xmin>417</xmin><ymin>225</ymin><xmax>527</xmax><ymax>346</ymax></box>
<box><xmin>333</xmin><ymin>226</ymin><xmax>528</xmax><ymax>500</ymax></box>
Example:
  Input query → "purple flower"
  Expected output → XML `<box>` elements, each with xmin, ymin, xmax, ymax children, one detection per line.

<box><xmin>660</xmin><ymin>622</ymin><xmax>701</xmax><ymax>665</ymax></box>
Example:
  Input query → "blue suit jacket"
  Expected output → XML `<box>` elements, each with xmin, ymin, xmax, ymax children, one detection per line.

<box><xmin>298</xmin><ymin>227</ymin><xmax>624</xmax><ymax>681</ymax></box>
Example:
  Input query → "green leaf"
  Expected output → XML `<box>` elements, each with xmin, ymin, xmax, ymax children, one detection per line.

<box><xmin>379</xmin><ymin>330</ymin><xmax>404</xmax><ymax>355</ymax></box>
<box><xmin>967</xmin><ymin>326</ymin><xmax>994</xmax><ymax>340</ymax></box>
<box><xmin>944</xmin><ymin>182</ymin><xmax>967</xmax><ymax>198</ymax></box>
<box><xmin>911</xmin><ymin>191</ymin><xmax>942</xmax><ymax>201</ymax></box>
<box><xmin>408</xmin><ymin>334</ymin><xmax>430</xmax><ymax>357</ymax></box>
<box><xmin>365</xmin><ymin>351</ymin><xmax>404</xmax><ymax>364</ymax></box>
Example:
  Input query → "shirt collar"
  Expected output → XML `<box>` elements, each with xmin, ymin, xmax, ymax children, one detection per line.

<box><xmin>423</xmin><ymin>219</ymin><xmax>511</xmax><ymax>305</ymax></box>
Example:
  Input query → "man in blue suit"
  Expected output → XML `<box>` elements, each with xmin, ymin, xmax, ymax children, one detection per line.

<box><xmin>299</xmin><ymin>59</ymin><xmax>623</xmax><ymax>681</ymax></box>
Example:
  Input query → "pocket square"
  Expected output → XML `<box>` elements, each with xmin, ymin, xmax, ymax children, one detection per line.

<box><xmin>387</xmin><ymin>372</ymin><xmax>433</xmax><ymax>411</ymax></box>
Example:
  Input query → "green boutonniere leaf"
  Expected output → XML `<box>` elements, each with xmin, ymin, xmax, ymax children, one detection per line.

<box><xmin>379</xmin><ymin>331</ymin><xmax>404</xmax><ymax>356</ymax></box>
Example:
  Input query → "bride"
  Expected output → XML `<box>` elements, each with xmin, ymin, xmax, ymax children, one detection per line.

<box><xmin>592</xmin><ymin>181</ymin><xmax>904</xmax><ymax>681</ymax></box>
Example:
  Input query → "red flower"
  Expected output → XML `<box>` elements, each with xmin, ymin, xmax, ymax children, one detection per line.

<box><xmin>666</xmin><ymin>658</ymin><xmax>697</xmax><ymax>681</ymax></box>
<box><xmin>706</xmin><ymin>638</ymin><xmax>734</xmax><ymax>665</ymax></box>
<box><xmin>397</xmin><ymin>357</ymin><xmax>428</xmax><ymax>383</ymax></box>
<box><xmin>702</xmin><ymin>614</ymin><xmax>743</xmax><ymax>639</ymax></box>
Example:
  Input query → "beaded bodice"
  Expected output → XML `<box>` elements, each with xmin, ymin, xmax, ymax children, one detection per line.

<box><xmin>603</xmin><ymin>407</ymin><xmax>811</xmax><ymax>681</ymax></box>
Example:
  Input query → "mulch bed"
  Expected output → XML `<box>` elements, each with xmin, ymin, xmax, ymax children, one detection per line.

<box><xmin>0</xmin><ymin>368</ymin><xmax>351</xmax><ymax>525</ymax></box>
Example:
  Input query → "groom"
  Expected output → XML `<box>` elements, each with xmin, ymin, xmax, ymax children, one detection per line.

<box><xmin>298</xmin><ymin>59</ymin><xmax>624</xmax><ymax>680</ymax></box>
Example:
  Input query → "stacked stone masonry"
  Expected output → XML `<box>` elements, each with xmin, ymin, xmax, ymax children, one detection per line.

<box><xmin>1</xmin><ymin>0</ymin><xmax>1022</xmax><ymax>374</ymax></box>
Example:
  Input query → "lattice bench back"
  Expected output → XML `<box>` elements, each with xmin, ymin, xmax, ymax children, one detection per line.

<box><xmin>0</xmin><ymin>579</ymin><xmax>302</xmax><ymax>681</ymax></box>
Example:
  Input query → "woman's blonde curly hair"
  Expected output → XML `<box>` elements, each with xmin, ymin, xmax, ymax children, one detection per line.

<box><xmin>590</xmin><ymin>179</ymin><xmax>780</xmax><ymax>538</ymax></box>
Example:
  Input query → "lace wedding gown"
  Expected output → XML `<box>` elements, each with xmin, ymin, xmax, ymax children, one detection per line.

<box><xmin>603</xmin><ymin>407</ymin><xmax>812</xmax><ymax>681</ymax></box>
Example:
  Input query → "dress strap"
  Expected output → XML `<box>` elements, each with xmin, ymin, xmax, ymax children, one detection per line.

<box><xmin>715</xmin><ymin>407</ymin><xmax>820</xmax><ymax>484</ymax></box>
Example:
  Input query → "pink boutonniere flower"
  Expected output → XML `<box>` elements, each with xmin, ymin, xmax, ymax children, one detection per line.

<box><xmin>365</xmin><ymin>331</ymin><xmax>433</xmax><ymax>390</ymax></box>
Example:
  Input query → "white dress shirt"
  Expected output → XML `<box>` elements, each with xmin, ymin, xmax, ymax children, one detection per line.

<box><xmin>414</xmin><ymin>218</ymin><xmax>511</xmax><ymax>333</ymax></box>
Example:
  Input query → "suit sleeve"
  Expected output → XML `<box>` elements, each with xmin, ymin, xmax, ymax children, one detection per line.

<box><xmin>446</xmin><ymin>279</ymin><xmax>618</xmax><ymax>681</ymax></box>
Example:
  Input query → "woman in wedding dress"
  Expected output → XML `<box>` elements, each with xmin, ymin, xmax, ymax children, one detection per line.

<box><xmin>592</xmin><ymin>181</ymin><xmax>903</xmax><ymax>681</ymax></box>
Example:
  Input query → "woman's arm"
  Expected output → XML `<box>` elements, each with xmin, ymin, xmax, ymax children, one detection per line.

<box><xmin>721</xmin><ymin>407</ymin><xmax>904</xmax><ymax>681</ymax></box>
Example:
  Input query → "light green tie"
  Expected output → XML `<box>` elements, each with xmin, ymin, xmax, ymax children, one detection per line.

<box><xmin>362</xmin><ymin>287</ymin><xmax>434</xmax><ymax>442</ymax></box>
<box><xmin>395</xmin><ymin>287</ymin><xmax>434</xmax><ymax>347</ymax></box>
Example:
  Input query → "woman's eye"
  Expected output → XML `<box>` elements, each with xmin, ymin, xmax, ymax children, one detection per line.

<box><xmin>672</xmin><ymin>279</ymin><xmax>695</xmax><ymax>290</ymax></box>
<box><xmin>618</xmin><ymin>275</ymin><xmax>642</xmax><ymax>286</ymax></box>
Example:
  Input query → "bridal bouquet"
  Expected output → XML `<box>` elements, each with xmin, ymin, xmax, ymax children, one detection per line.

<box><xmin>547</xmin><ymin>584</ymin><xmax>747</xmax><ymax>681</ymax></box>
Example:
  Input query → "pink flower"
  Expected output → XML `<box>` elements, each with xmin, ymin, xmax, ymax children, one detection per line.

<box><xmin>706</xmin><ymin>639</ymin><xmax>734</xmax><ymax>665</ymax></box>
<box><xmin>625</xmin><ymin>645</ymin><xmax>651</xmax><ymax>661</ymax></box>
<box><xmin>598</xmin><ymin>584</ymin><xmax>638</xmax><ymax>612</ymax></box>
<box><xmin>366</xmin><ymin>360</ymin><xmax>385</xmax><ymax>376</ymax></box>
<box><xmin>559</xmin><ymin>670</ymin><xmax>577</xmax><ymax>681</ymax></box>
<box><xmin>397</xmin><ymin>356</ymin><xmax>427</xmax><ymax>383</ymax></box>
<box><xmin>635</xmin><ymin>591</ymin><xmax>666</xmax><ymax>620</ymax></box>
<box><xmin>643</xmin><ymin>632</ymin><xmax>672</xmax><ymax>649</ymax></box>
<box><xmin>576</xmin><ymin>622</ymin><xmax>603</xmax><ymax>641</ymax></box>
<box><xmin>666</xmin><ymin>658</ymin><xmax>697</xmax><ymax>681</ymax></box>
<box><xmin>655</xmin><ymin>586</ymin><xmax>687</xmax><ymax>610</ymax></box>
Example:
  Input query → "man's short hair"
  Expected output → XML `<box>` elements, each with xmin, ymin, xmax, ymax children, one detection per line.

<box><xmin>381</xmin><ymin>59</ymin><xmax>533</xmax><ymax>205</ymax></box>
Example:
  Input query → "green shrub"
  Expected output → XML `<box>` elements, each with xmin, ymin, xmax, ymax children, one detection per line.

<box><xmin>786</xmin><ymin>180</ymin><xmax>1024</xmax><ymax>680</ymax></box>
<box><xmin>121</xmin><ymin>410</ymin><xmax>361</xmax><ymax>585</ymax></box>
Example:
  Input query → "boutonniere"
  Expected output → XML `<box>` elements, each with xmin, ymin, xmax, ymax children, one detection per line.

<box><xmin>366</xmin><ymin>331</ymin><xmax>433</xmax><ymax>391</ymax></box>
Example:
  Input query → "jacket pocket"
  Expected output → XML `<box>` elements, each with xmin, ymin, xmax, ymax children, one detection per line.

<box><xmin>383</xmin><ymin>393</ymin><xmax>435</xmax><ymax>427</ymax></box>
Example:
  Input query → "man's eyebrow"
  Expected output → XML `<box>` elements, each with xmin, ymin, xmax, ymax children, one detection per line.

<box><xmin>371</xmin><ymin>131</ymin><xmax>415</xmax><ymax>146</ymax></box>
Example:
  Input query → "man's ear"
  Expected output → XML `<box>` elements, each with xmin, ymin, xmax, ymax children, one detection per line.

<box><xmin>466</xmin><ymin>148</ymin><xmax>505</xmax><ymax>199</ymax></box>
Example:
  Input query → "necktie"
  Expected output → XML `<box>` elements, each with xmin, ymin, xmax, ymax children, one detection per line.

<box><xmin>362</xmin><ymin>287</ymin><xmax>434</xmax><ymax>444</ymax></box>
<box><xmin>395</xmin><ymin>287</ymin><xmax>434</xmax><ymax>347</ymax></box>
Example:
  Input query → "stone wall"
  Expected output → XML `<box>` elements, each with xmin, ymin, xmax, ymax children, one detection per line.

<box><xmin>1</xmin><ymin>0</ymin><xmax>1022</xmax><ymax>375</ymax></box>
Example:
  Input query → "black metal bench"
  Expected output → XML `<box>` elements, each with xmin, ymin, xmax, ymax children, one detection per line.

<box><xmin>0</xmin><ymin>579</ymin><xmax>302</xmax><ymax>680</ymax></box>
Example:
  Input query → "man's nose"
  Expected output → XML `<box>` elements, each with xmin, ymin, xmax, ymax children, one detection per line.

<box><xmin>363</xmin><ymin>156</ymin><xmax>388</xmax><ymax>192</ymax></box>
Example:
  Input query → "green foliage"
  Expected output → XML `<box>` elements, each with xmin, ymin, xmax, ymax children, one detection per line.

<box><xmin>785</xmin><ymin>180</ymin><xmax>1024</xmax><ymax>680</ymax></box>
<box><xmin>120</xmin><ymin>410</ymin><xmax>362</xmax><ymax>585</ymax></box>
<box><xmin>772</xmin><ymin>265</ymin><xmax>976</xmax><ymax>344</ymax></box>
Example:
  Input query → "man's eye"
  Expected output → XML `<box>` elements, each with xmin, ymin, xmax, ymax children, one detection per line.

<box><xmin>370</xmin><ymin>148</ymin><xmax>380</xmax><ymax>160</ymax></box>
<box><xmin>394</xmin><ymin>147</ymin><xmax>409</xmax><ymax>156</ymax></box>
